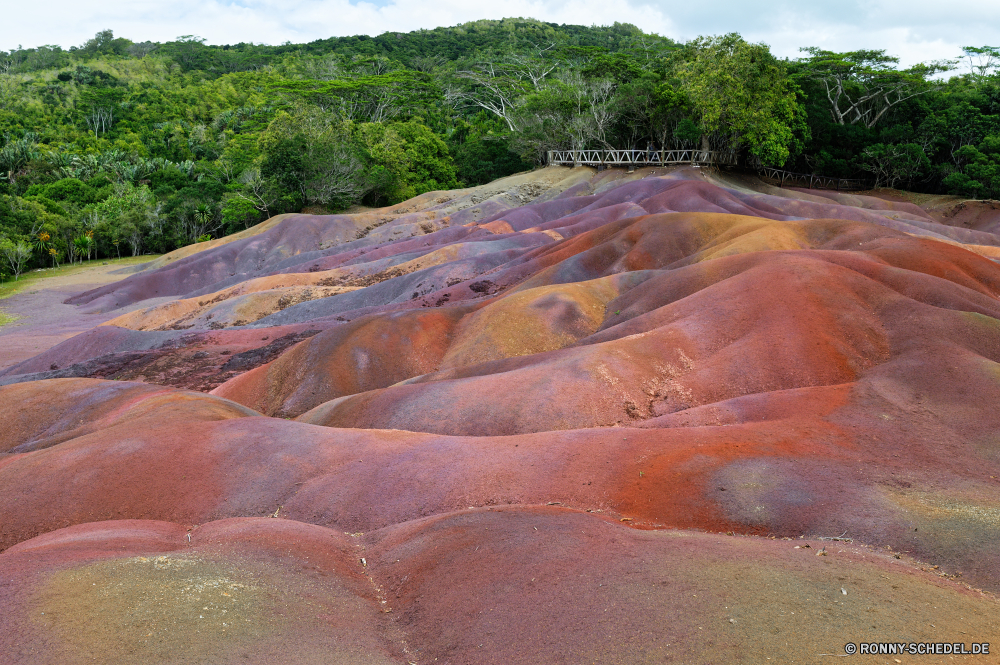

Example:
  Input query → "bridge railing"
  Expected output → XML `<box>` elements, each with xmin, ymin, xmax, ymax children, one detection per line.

<box><xmin>546</xmin><ymin>149</ymin><xmax>737</xmax><ymax>167</ymax></box>
<box><xmin>757</xmin><ymin>166</ymin><xmax>870</xmax><ymax>191</ymax></box>
<box><xmin>546</xmin><ymin>150</ymin><xmax>870</xmax><ymax>190</ymax></box>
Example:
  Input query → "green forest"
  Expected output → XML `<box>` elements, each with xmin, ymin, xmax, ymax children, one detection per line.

<box><xmin>0</xmin><ymin>19</ymin><xmax>998</xmax><ymax>278</ymax></box>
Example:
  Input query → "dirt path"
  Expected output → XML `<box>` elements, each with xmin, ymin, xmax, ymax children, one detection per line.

<box><xmin>0</xmin><ymin>260</ymin><xmax>155</xmax><ymax>372</ymax></box>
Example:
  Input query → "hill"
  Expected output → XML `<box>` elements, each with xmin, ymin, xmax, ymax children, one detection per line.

<box><xmin>4</xmin><ymin>22</ymin><xmax>1000</xmax><ymax>285</ymax></box>
<box><xmin>0</xmin><ymin>164</ymin><xmax>998</xmax><ymax>663</ymax></box>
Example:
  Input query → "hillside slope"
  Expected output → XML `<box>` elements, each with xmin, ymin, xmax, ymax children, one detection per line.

<box><xmin>1</xmin><ymin>165</ymin><xmax>999</xmax><ymax>664</ymax></box>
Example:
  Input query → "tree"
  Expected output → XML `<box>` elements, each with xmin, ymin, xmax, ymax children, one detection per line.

<box><xmin>507</xmin><ymin>69</ymin><xmax>634</xmax><ymax>162</ymax></box>
<box><xmin>275</xmin><ymin>72</ymin><xmax>437</xmax><ymax>123</ymax></box>
<box><xmin>448</xmin><ymin>115</ymin><xmax>531</xmax><ymax>186</ymax></box>
<box><xmin>961</xmin><ymin>46</ymin><xmax>1000</xmax><ymax>83</ymax></box>
<box><xmin>259</xmin><ymin>130</ymin><xmax>308</xmax><ymax>208</ymax></box>
<box><xmin>580</xmin><ymin>77</ymin><xmax>618</xmax><ymax>149</ymax></box>
<box><xmin>186</xmin><ymin>203</ymin><xmax>221</xmax><ymax>242</ymax></box>
<box><xmin>0</xmin><ymin>134</ymin><xmax>40</xmax><ymax>186</ymax></box>
<box><xmin>159</xmin><ymin>35</ymin><xmax>210</xmax><ymax>71</ymax></box>
<box><xmin>917</xmin><ymin>102</ymin><xmax>991</xmax><ymax>167</ymax></box>
<box><xmin>79</xmin><ymin>87</ymin><xmax>126</xmax><ymax>136</ymax></box>
<box><xmin>860</xmin><ymin>143</ymin><xmax>931</xmax><ymax>189</ymax></box>
<box><xmin>450</xmin><ymin>62</ymin><xmax>531</xmax><ymax>131</ymax></box>
<box><xmin>125</xmin><ymin>224</ymin><xmax>143</xmax><ymax>256</ymax></box>
<box><xmin>0</xmin><ymin>73</ymin><xmax>21</xmax><ymax>111</ymax></box>
<box><xmin>941</xmin><ymin>137</ymin><xmax>1000</xmax><ymax>199</ymax></box>
<box><xmin>798</xmin><ymin>48</ymin><xmax>953</xmax><ymax>128</ymax></box>
<box><xmin>79</xmin><ymin>30</ymin><xmax>132</xmax><ymax>57</ymax></box>
<box><xmin>73</xmin><ymin>233</ymin><xmax>93</xmax><ymax>261</ymax></box>
<box><xmin>258</xmin><ymin>108</ymin><xmax>394</xmax><ymax>210</ymax></box>
<box><xmin>383</xmin><ymin>120</ymin><xmax>460</xmax><ymax>199</ymax></box>
<box><xmin>228</xmin><ymin>167</ymin><xmax>272</xmax><ymax>225</ymax></box>
<box><xmin>32</xmin><ymin>230</ymin><xmax>50</xmax><ymax>259</ymax></box>
<box><xmin>128</xmin><ymin>42</ymin><xmax>158</xmax><ymax>59</ymax></box>
<box><xmin>0</xmin><ymin>237</ymin><xmax>31</xmax><ymax>279</ymax></box>
<box><xmin>449</xmin><ymin>44</ymin><xmax>561</xmax><ymax>131</ymax></box>
<box><xmin>678</xmin><ymin>34</ymin><xmax>805</xmax><ymax>165</ymax></box>
<box><xmin>508</xmin><ymin>81</ymin><xmax>580</xmax><ymax>162</ymax></box>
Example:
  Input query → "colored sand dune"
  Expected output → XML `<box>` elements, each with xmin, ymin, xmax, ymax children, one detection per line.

<box><xmin>1</xmin><ymin>166</ymin><xmax>998</xmax><ymax>663</ymax></box>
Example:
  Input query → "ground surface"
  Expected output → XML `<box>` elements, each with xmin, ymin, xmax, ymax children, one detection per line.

<box><xmin>0</xmin><ymin>257</ymin><xmax>164</xmax><ymax>371</ymax></box>
<box><xmin>1</xmin><ymin>166</ymin><xmax>999</xmax><ymax>664</ymax></box>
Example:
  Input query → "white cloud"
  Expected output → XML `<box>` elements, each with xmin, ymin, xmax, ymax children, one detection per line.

<box><xmin>2</xmin><ymin>0</ymin><xmax>997</xmax><ymax>72</ymax></box>
<box><xmin>1</xmin><ymin>0</ymin><xmax>673</xmax><ymax>49</ymax></box>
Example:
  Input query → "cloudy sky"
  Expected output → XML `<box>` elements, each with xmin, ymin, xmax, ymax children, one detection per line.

<box><xmin>2</xmin><ymin>0</ymin><xmax>997</xmax><ymax>69</ymax></box>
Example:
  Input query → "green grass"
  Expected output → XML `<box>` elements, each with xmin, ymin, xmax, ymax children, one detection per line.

<box><xmin>0</xmin><ymin>255</ymin><xmax>161</xmax><ymax>302</ymax></box>
<box><xmin>0</xmin><ymin>310</ymin><xmax>19</xmax><ymax>326</ymax></box>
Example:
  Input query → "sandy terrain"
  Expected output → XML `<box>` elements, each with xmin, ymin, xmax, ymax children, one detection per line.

<box><xmin>2</xmin><ymin>166</ymin><xmax>1000</xmax><ymax>664</ymax></box>
<box><xmin>0</xmin><ymin>262</ymin><xmax>156</xmax><ymax>370</ymax></box>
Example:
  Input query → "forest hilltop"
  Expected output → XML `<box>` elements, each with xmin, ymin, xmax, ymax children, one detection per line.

<box><xmin>2</xmin><ymin>19</ymin><xmax>1000</xmax><ymax>665</ymax></box>
<box><xmin>0</xmin><ymin>19</ymin><xmax>998</xmax><ymax>276</ymax></box>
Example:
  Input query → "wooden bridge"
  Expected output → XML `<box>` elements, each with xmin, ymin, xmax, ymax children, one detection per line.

<box><xmin>546</xmin><ymin>149</ymin><xmax>737</xmax><ymax>168</ymax></box>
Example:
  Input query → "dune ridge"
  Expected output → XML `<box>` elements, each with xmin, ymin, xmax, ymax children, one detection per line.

<box><xmin>2</xmin><ymin>165</ymin><xmax>999</xmax><ymax>663</ymax></box>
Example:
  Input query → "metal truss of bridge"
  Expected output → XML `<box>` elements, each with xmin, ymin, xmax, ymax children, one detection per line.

<box><xmin>546</xmin><ymin>149</ymin><xmax>737</xmax><ymax>168</ymax></box>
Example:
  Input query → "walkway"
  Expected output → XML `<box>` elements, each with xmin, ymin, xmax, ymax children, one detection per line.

<box><xmin>546</xmin><ymin>149</ymin><xmax>737</xmax><ymax>167</ymax></box>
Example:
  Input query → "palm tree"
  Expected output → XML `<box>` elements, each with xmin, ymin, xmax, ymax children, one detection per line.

<box><xmin>191</xmin><ymin>203</ymin><xmax>216</xmax><ymax>241</ymax></box>
<box><xmin>73</xmin><ymin>235</ymin><xmax>93</xmax><ymax>262</ymax></box>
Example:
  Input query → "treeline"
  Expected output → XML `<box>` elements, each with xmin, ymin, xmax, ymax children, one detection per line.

<box><xmin>0</xmin><ymin>19</ymin><xmax>998</xmax><ymax>278</ymax></box>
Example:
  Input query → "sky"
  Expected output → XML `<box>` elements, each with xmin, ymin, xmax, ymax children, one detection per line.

<box><xmin>2</xmin><ymin>0</ymin><xmax>998</xmax><ymax>70</ymax></box>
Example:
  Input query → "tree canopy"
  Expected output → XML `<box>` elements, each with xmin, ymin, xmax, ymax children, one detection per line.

<box><xmin>0</xmin><ymin>21</ymin><xmax>997</xmax><ymax>278</ymax></box>
<box><xmin>797</xmin><ymin>48</ymin><xmax>952</xmax><ymax>128</ymax></box>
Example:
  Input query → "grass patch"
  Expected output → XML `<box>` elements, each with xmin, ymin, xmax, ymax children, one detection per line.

<box><xmin>0</xmin><ymin>255</ymin><xmax>160</xmax><ymax>302</ymax></box>
<box><xmin>0</xmin><ymin>310</ymin><xmax>20</xmax><ymax>326</ymax></box>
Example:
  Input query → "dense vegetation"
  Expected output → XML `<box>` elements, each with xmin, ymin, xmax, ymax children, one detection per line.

<box><xmin>0</xmin><ymin>19</ymin><xmax>997</xmax><ymax>278</ymax></box>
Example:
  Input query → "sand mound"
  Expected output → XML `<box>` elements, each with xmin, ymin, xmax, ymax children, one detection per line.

<box><xmin>1</xmin><ymin>511</ymin><xmax>996</xmax><ymax>664</ymax></box>
<box><xmin>0</xmin><ymin>518</ymin><xmax>396</xmax><ymax>665</ymax></box>
<box><xmin>3</xmin><ymin>165</ymin><xmax>1000</xmax><ymax>662</ymax></box>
